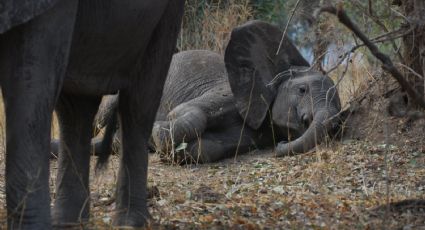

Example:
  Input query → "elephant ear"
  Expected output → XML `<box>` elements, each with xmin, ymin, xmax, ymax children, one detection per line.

<box><xmin>0</xmin><ymin>0</ymin><xmax>59</xmax><ymax>33</ymax></box>
<box><xmin>225</xmin><ymin>20</ymin><xmax>309</xmax><ymax>129</ymax></box>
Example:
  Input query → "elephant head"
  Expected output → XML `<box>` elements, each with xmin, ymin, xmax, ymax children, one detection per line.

<box><xmin>225</xmin><ymin>20</ymin><xmax>341</xmax><ymax>156</ymax></box>
<box><xmin>271</xmin><ymin>69</ymin><xmax>341</xmax><ymax>155</ymax></box>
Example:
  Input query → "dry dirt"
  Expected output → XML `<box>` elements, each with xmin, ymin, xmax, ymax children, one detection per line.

<box><xmin>0</xmin><ymin>80</ymin><xmax>424</xmax><ymax>229</ymax></box>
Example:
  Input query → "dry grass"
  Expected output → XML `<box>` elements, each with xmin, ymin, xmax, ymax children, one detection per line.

<box><xmin>141</xmin><ymin>141</ymin><xmax>424</xmax><ymax>229</ymax></box>
<box><xmin>178</xmin><ymin>0</ymin><xmax>253</xmax><ymax>54</ymax></box>
<box><xmin>0</xmin><ymin>2</ymin><xmax>424</xmax><ymax>229</ymax></box>
<box><xmin>328</xmin><ymin>53</ymin><xmax>376</xmax><ymax>109</ymax></box>
<box><xmin>1</xmin><ymin>137</ymin><xmax>424</xmax><ymax>229</ymax></box>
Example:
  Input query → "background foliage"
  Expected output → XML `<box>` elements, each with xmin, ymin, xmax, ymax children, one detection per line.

<box><xmin>180</xmin><ymin>0</ymin><xmax>403</xmax><ymax>59</ymax></box>
<box><xmin>179</xmin><ymin>0</ymin><xmax>405</xmax><ymax>107</ymax></box>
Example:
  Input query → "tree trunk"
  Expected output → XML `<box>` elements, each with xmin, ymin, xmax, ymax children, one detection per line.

<box><xmin>401</xmin><ymin>0</ymin><xmax>425</xmax><ymax>108</ymax></box>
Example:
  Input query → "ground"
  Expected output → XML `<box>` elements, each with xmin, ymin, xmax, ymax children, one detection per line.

<box><xmin>0</xmin><ymin>79</ymin><xmax>424</xmax><ymax>229</ymax></box>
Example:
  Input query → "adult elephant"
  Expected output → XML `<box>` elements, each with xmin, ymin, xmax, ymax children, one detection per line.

<box><xmin>0</xmin><ymin>1</ymin><xmax>184</xmax><ymax>229</ymax></box>
<box><xmin>88</xmin><ymin>20</ymin><xmax>342</xmax><ymax>164</ymax></box>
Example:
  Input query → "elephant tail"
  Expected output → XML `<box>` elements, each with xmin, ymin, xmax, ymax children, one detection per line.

<box><xmin>95</xmin><ymin>107</ymin><xmax>119</xmax><ymax>170</ymax></box>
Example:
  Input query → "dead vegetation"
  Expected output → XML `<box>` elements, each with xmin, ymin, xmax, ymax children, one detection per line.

<box><xmin>0</xmin><ymin>1</ymin><xmax>425</xmax><ymax>229</ymax></box>
<box><xmin>178</xmin><ymin>0</ymin><xmax>253</xmax><ymax>54</ymax></box>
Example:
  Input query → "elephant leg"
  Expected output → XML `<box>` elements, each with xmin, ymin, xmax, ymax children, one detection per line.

<box><xmin>113</xmin><ymin>0</ymin><xmax>184</xmax><ymax>227</ymax></box>
<box><xmin>152</xmin><ymin>104</ymin><xmax>207</xmax><ymax>153</ymax></box>
<box><xmin>179</xmin><ymin>125</ymin><xmax>257</xmax><ymax>164</ymax></box>
<box><xmin>0</xmin><ymin>1</ymin><xmax>78</xmax><ymax>228</ymax></box>
<box><xmin>113</xmin><ymin>91</ymin><xmax>152</xmax><ymax>226</ymax></box>
<box><xmin>50</xmin><ymin>109</ymin><xmax>118</xmax><ymax>163</ymax></box>
<box><xmin>52</xmin><ymin>94</ymin><xmax>101</xmax><ymax>226</ymax></box>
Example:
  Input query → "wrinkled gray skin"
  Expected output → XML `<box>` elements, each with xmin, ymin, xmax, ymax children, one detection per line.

<box><xmin>83</xmin><ymin>21</ymin><xmax>341</xmax><ymax>165</ymax></box>
<box><xmin>0</xmin><ymin>0</ymin><xmax>184</xmax><ymax>229</ymax></box>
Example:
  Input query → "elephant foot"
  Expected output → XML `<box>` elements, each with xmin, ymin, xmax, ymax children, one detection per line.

<box><xmin>275</xmin><ymin>142</ymin><xmax>293</xmax><ymax>157</ymax></box>
<box><xmin>112</xmin><ymin>209</ymin><xmax>151</xmax><ymax>228</ymax></box>
<box><xmin>152</xmin><ymin>121</ymin><xmax>173</xmax><ymax>153</ymax></box>
<box><xmin>52</xmin><ymin>208</ymin><xmax>89</xmax><ymax>229</ymax></box>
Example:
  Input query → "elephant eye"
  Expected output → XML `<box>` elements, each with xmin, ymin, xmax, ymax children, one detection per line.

<box><xmin>298</xmin><ymin>85</ymin><xmax>307</xmax><ymax>95</ymax></box>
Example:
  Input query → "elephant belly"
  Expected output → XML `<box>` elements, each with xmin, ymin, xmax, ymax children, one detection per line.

<box><xmin>64</xmin><ymin>0</ymin><xmax>168</xmax><ymax>94</ymax></box>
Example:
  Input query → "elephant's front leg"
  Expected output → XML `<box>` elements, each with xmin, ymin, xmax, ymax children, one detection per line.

<box><xmin>52</xmin><ymin>94</ymin><xmax>101</xmax><ymax>226</ymax></box>
<box><xmin>152</xmin><ymin>105</ymin><xmax>207</xmax><ymax>153</ymax></box>
<box><xmin>0</xmin><ymin>0</ymin><xmax>78</xmax><ymax>228</ymax></box>
<box><xmin>3</xmin><ymin>84</ymin><xmax>54</xmax><ymax>229</ymax></box>
<box><xmin>114</xmin><ymin>91</ymin><xmax>153</xmax><ymax>226</ymax></box>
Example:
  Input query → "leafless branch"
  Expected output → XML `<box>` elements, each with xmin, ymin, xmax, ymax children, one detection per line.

<box><xmin>371</xmin><ymin>27</ymin><xmax>413</xmax><ymax>44</ymax></box>
<box><xmin>325</xmin><ymin>27</ymin><xmax>412</xmax><ymax>74</ymax></box>
<box><xmin>396</xmin><ymin>62</ymin><xmax>424</xmax><ymax>80</ymax></box>
<box><xmin>315</xmin><ymin>4</ymin><xmax>425</xmax><ymax>108</ymax></box>
<box><xmin>276</xmin><ymin>0</ymin><xmax>302</xmax><ymax>55</ymax></box>
<box><xmin>351</xmin><ymin>0</ymin><xmax>404</xmax><ymax>61</ymax></box>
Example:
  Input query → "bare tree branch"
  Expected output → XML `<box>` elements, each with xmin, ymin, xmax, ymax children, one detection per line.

<box><xmin>396</xmin><ymin>62</ymin><xmax>424</xmax><ymax>80</ymax></box>
<box><xmin>325</xmin><ymin>27</ymin><xmax>412</xmax><ymax>74</ymax></box>
<box><xmin>315</xmin><ymin>4</ymin><xmax>425</xmax><ymax>108</ymax></box>
<box><xmin>276</xmin><ymin>0</ymin><xmax>302</xmax><ymax>55</ymax></box>
<box><xmin>351</xmin><ymin>0</ymin><xmax>405</xmax><ymax>61</ymax></box>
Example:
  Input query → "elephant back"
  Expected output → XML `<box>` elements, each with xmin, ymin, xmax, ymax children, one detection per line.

<box><xmin>0</xmin><ymin>0</ymin><xmax>59</xmax><ymax>33</ymax></box>
<box><xmin>156</xmin><ymin>50</ymin><xmax>228</xmax><ymax>120</ymax></box>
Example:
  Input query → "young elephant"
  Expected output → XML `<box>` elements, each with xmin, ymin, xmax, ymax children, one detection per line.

<box><xmin>57</xmin><ymin>20</ymin><xmax>342</xmax><ymax>164</ymax></box>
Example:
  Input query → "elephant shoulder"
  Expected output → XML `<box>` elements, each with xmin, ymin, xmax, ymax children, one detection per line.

<box><xmin>166</xmin><ymin>50</ymin><xmax>227</xmax><ymax>93</ymax></box>
<box><xmin>0</xmin><ymin>0</ymin><xmax>59</xmax><ymax>33</ymax></box>
<box><xmin>170</xmin><ymin>50</ymin><xmax>224</xmax><ymax>77</ymax></box>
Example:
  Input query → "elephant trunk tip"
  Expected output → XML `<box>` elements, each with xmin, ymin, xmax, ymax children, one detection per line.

<box><xmin>275</xmin><ymin>110</ymin><xmax>336</xmax><ymax>157</ymax></box>
<box><xmin>275</xmin><ymin>139</ymin><xmax>317</xmax><ymax>157</ymax></box>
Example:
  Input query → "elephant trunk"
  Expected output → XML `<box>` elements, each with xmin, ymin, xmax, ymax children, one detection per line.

<box><xmin>275</xmin><ymin>109</ymin><xmax>337</xmax><ymax>156</ymax></box>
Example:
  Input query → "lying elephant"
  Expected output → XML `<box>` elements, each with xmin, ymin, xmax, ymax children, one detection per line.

<box><xmin>1</xmin><ymin>0</ymin><xmax>184</xmax><ymax>228</ymax></box>
<box><xmin>77</xmin><ymin>20</ymin><xmax>342</xmax><ymax>164</ymax></box>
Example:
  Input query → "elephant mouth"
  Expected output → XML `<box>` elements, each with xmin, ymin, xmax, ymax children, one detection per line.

<box><xmin>283</xmin><ymin>118</ymin><xmax>312</xmax><ymax>139</ymax></box>
<box><xmin>301</xmin><ymin>113</ymin><xmax>313</xmax><ymax>131</ymax></box>
<box><xmin>276</xmin><ymin>109</ymin><xmax>340</xmax><ymax>157</ymax></box>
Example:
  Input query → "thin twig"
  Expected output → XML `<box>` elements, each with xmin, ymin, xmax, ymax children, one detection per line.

<box><xmin>371</xmin><ymin>27</ymin><xmax>411</xmax><ymax>43</ymax></box>
<box><xmin>234</xmin><ymin>69</ymin><xmax>256</xmax><ymax>161</ymax></box>
<box><xmin>325</xmin><ymin>27</ymin><xmax>412</xmax><ymax>75</ymax></box>
<box><xmin>316</xmin><ymin>4</ymin><xmax>425</xmax><ymax>108</ymax></box>
<box><xmin>276</xmin><ymin>0</ymin><xmax>302</xmax><ymax>55</ymax></box>
<box><xmin>383</xmin><ymin>75</ymin><xmax>391</xmax><ymax>224</ymax></box>
<box><xmin>351</xmin><ymin>1</ymin><xmax>404</xmax><ymax>61</ymax></box>
<box><xmin>396</xmin><ymin>63</ymin><xmax>424</xmax><ymax>80</ymax></box>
